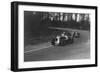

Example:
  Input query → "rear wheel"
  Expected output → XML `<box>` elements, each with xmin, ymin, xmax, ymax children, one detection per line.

<box><xmin>68</xmin><ymin>37</ymin><xmax>74</xmax><ymax>44</ymax></box>
<box><xmin>70</xmin><ymin>39</ymin><xmax>74</xmax><ymax>43</ymax></box>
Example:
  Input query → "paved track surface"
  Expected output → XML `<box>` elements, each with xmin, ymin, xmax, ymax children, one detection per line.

<box><xmin>24</xmin><ymin>28</ymin><xmax>90</xmax><ymax>62</ymax></box>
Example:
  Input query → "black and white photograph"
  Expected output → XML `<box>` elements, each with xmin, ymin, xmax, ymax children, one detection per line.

<box><xmin>11</xmin><ymin>1</ymin><xmax>97</xmax><ymax>71</ymax></box>
<box><xmin>24</xmin><ymin>11</ymin><xmax>90</xmax><ymax>61</ymax></box>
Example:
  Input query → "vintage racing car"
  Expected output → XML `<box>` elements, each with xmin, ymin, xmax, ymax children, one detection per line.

<box><xmin>51</xmin><ymin>31</ymin><xmax>80</xmax><ymax>46</ymax></box>
<box><xmin>51</xmin><ymin>32</ymin><xmax>74</xmax><ymax>46</ymax></box>
<box><xmin>73</xmin><ymin>31</ymin><xmax>80</xmax><ymax>38</ymax></box>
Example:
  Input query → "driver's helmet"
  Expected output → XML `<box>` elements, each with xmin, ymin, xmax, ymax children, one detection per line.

<box><xmin>61</xmin><ymin>32</ymin><xmax>66</xmax><ymax>37</ymax></box>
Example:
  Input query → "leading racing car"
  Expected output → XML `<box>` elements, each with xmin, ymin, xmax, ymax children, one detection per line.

<box><xmin>51</xmin><ymin>31</ymin><xmax>80</xmax><ymax>46</ymax></box>
<box><xmin>51</xmin><ymin>32</ymin><xmax>74</xmax><ymax>46</ymax></box>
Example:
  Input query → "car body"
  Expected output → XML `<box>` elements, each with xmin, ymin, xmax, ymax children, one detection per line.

<box><xmin>51</xmin><ymin>32</ymin><xmax>74</xmax><ymax>46</ymax></box>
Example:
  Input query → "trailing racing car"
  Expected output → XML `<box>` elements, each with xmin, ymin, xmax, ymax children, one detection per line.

<box><xmin>73</xmin><ymin>31</ymin><xmax>80</xmax><ymax>38</ymax></box>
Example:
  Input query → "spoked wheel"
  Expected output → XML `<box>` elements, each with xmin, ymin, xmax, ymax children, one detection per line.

<box><xmin>51</xmin><ymin>38</ymin><xmax>60</xmax><ymax>46</ymax></box>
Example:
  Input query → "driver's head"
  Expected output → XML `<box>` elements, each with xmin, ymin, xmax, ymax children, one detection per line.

<box><xmin>61</xmin><ymin>32</ymin><xmax>65</xmax><ymax>36</ymax></box>
<box><xmin>57</xmin><ymin>35</ymin><xmax>60</xmax><ymax>38</ymax></box>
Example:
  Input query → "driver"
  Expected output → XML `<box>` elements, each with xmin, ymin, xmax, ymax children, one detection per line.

<box><xmin>61</xmin><ymin>32</ymin><xmax>68</xmax><ymax>40</ymax></box>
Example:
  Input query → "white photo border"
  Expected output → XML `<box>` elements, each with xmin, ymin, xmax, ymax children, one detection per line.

<box><xmin>11</xmin><ymin>2</ymin><xmax>97</xmax><ymax>70</ymax></box>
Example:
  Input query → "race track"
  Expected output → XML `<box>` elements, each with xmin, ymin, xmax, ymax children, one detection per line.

<box><xmin>24</xmin><ymin>28</ymin><xmax>90</xmax><ymax>62</ymax></box>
